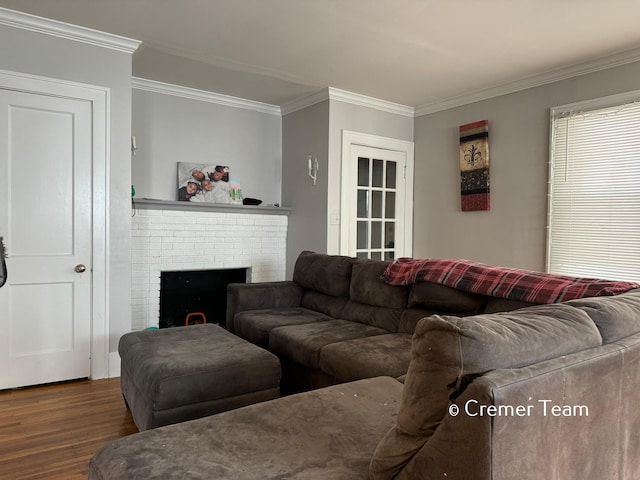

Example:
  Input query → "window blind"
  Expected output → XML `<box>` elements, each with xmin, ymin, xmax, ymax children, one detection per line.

<box><xmin>547</xmin><ymin>95</ymin><xmax>640</xmax><ymax>282</ymax></box>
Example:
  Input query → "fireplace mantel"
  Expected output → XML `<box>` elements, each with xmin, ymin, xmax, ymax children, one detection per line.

<box><xmin>133</xmin><ymin>198</ymin><xmax>290</xmax><ymax>216</ymax></box>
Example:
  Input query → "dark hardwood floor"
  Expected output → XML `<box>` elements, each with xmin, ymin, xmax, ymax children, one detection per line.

<box><xmin>0</xmin><ymin>378</ymin><xmax>138</xmax><ymax>479</ymax></box>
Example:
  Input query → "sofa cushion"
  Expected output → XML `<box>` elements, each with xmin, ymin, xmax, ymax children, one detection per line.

<box><xmin>369</xmin><ymin>303</ymin><xmax>603</xmax><ymax>480</ymax></box>
<box><xmin>269</xmin><ymin>319</ymin><xmax>388</xmax><ymax>369</ymax></box>
<box><xmin>300</xmin><ymin>290</ymin><xmax>349</xmax><ymax>318</ymax></box>
<box><xmin>483</xmin><ymin>296</ymin><xmax>536</xmax><ymax>313</ymax></box>
<box><xmin>341</xmin><ymin>300</ymin><xmax>404</xmax><ymax>332</ymax></box>
<box><xmin>408</xmin><ymin>281</ymin><xmax>487</xmax><ymax>313</ymax></box>
<box><xmin>233</xmin><ymin>307</ymin><xmax>332</xmax><ymax>348</ymax></box>
<box><xmin>293</xmin><ymin>250</ymin><xmax>355</xmax><ymax>297</ymax></box>
<box><xmin>349</xmin><ymin>260</ymin><xmax>408</xmax><ymax>308</ymax></box>
<box><xmin>565</xmin><ymin>289</ymin><xmax>640</xmax><ymax>343</ymax></box>
<box><xmin>319</xmin><ymin>333</ymin><xmax>412</xmax><ymax>382</ymax></box>
<box><xmin>89</xmin><ymin>377</ymin><xmax>403</xmax><ymax>480</ymax></box>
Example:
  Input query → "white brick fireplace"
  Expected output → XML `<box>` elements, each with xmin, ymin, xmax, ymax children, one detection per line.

<box><xmin>131</xmin><ymin>200</ymin><xmax>289</xmax><ymax>330</ymax></box>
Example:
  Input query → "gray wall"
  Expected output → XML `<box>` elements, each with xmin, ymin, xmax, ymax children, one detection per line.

<box><xmin>132</xmin><ymin>88</ymin><xmax>282</xmax><ymax>205</ymax></box>
<box><xmin>282</xmin><ymin>100</ymin><xmax>330</xmax><ymax>276</ymax></box>
<box><xmin>327</xmin><ymin>101</ymin><xmax>414</xmax><ymax>255</ymax></box>
<box><xmin>413</xmin><ymin>60</ymin><xmax>640</xmax><ymax>271</ymax></box>
<box><xmin>282</xmin><ymin>98</ymin><xmax>414</xmax><ymax>277</ymax></box>
<box><xmin>0</xmin><ymin>24</ymin><xmax>134</xmax><ymax>353</ymax></box>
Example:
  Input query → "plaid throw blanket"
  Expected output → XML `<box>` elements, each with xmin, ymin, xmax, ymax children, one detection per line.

<box><xmin>382</xmin><ymin>258</ymin><xmax>640</xmax><ymax>304</ymax></box>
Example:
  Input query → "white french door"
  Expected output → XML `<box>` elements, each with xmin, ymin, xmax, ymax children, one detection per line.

<box><xmin>0</xmin><ymin>88</ymin><xmax>93</xmax><ymax>389</ymax></box>
<box><xmin>341</xmin><ymin>132</ymin><xmax>414</xmax><ymax>260</ymax></box>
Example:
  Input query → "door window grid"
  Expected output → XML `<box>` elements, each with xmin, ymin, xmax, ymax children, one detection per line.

<box><xmin>356</xmin><ymin>157</ymin><xmax>397</xmax><ymax>260</ymax></box>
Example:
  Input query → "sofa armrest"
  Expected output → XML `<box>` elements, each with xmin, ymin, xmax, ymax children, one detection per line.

<box><xmin>396</xmin><ymin>340</ymin><xmax>638</xmax><ymax>480</ymax></box>
<box><xmin>226</xmin><ymin>281</ymin><xmax>304</xmax><ymax>332</ymax></box>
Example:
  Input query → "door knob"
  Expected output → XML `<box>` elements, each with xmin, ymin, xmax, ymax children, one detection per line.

<box><xmin>75</xmin><ymin>264</ymin><xmax>86</xmax><ymax>273</ymax></box>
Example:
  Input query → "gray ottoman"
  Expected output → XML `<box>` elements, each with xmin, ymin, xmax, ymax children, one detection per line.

<box><xmin>119</xmin><ymin>324</ymin><xmax>281</xmax><ymax>431</ymax></box>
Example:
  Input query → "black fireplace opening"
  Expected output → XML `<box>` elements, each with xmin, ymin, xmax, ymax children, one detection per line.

<box><xmin>159</xmin><ymin>268</ymin><xmax>247</xmax><ymax>329</ymax></box>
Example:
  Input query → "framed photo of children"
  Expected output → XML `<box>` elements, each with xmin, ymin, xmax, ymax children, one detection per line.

<box><xmin>177</xmin><ymin>162</ymin><xmax>230</xmax><ymax>203</ymax></box>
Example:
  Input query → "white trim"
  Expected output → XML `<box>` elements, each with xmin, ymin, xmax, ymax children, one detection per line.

<box><xmin>328</xmin><ymin>88</ymin><xmax>414</xmax><ymax>117</ymax></box>
<box><xmin>339</xmin><ymin>130</ymin><xmax>414</xmax><ymax>257</ymax></box>
<box><xmin>0</xmin><ymin>69</ymin><xmax>110</xmax><ymax>380</ymax></box>
<box><xmin>415</xmin><ymin>46</ymin><xmax>640</xmax><ymax>116</ymax></box>
<box><xmin>550</xmin><ymin>88</ymin><xmax>640</xmax><ymax>116</ymax></box>
<box><xmin>0</xmin><ymin>6</ymin><xmax>140</xmax><ymax>53</ymax></box>
<box><xmin>282</xmin><ymin>87</ymin><xmax>415</xmax><ymax>117</ymax></box>
<box><xmin>109</xmin><ymin>351</ymin><xmax>121</xmax><ymax>378</ymax></box>
<box><xmin>281</xmin><ymin>89</ymin><xmax>330</xmax><ymax>116</ymax></box>
<box><xmin>132</xmin><ymin>77</ymin><xmax>282</xmax><ymax>116</ymax></box>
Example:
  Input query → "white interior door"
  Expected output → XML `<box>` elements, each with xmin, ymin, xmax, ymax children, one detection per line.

<box><xmin>341</xmin><ymin>139</ymin><xmax>413</xmax><ymax>260</ymax></box>
<box><xmin>0</xmin><ymin>88</ymin><xmax>92</xmax><ymax>389</ymax></box>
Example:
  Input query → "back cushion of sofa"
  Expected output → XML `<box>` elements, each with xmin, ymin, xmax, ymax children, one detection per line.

<box><xmin>349</xmin><ymin>260</ymin><xmax>408</xmax><ymax>308</ymax></box>
<box><xmin>369</xmin><ymin>303</ymin><xmax>603</xmax><ymax>480</ymax></box>
<box><xmin>300</xmin><ymin>290</ymin><xmax>349</xmax><ymax>318</ymax></box>
<box><xmin>342</xmin><ymin>260</ymin><xmax>408</xmax><ymax>331</ymax></box>
<box><xmin>408</xmin><ymin>281</ymin><xmax>487</xmax><ymax>313</ymax></box>
<box><xmin>397</xmin><ymin>308</ymin><xmax>435</xmax><ymax>334</ymax></box>
<box><xmin>484</xmin><ymin>296</ymin><xmax>537</xmax><ymax>313</ymax></box>
<box><xmin>292</xmin><ymin>251</ymin><xmax>355</xmax><ymax>297</ymax></box>
<box><xmin>565</xmin><ymin>289</ymin><xmax>640</xmax><ymax>343</ymax></box>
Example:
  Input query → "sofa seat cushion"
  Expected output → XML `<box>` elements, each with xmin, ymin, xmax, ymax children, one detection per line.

<box><xmin>269</xmin><ymin>319</ymin><xmax>389</xmax><ymax>369</ymax></box>
<box><xmin>370</xmin><ymin>303</ymin><xmax>603</xmax><ymax>480</ymax></box>
<box><xmin>233</xmin><ymin>307</ymin><xmax>332</xmax><ymax>348</ymax></box>
<box><xmin>89</xmin><ymin>376</ymin><xmax>403</xmax><ymax>480</ymax></box>
<box><xmin>319</xmin><ymin>333</ymin><xmax>412</xmax><ymax>382</ymax></box>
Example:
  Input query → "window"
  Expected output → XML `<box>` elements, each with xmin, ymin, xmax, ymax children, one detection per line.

<box><xmin>547</xmin><ymin>91</ymin><xmax>640</xmax><ymax>282</ymax></box>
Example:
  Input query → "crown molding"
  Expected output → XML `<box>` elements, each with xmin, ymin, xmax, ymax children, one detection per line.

<box><xmin>415</xmin><ymin>46</ymin><xmax>640</xmax><ymax>117</ymax></box>
<box><xmin>0</xmin><ymin>7</ymin><xmax>140</xmax><ymax>54</ymax></box>
<box><xmin>280</xmin><ymin>88</ymin><xmax>329</xmax><ymax>116</ymax></box>
<box><xmin>132</xmin><ymin>77</ymin><xmax>282</xmax><ymax>116</ymax></box>
<box><xmin>328</xmin><ymin>87</ymin><xmax>414</xmax><ymax>117</ymax></box>
<box><xmin>281</xmin><ymin>87</ymin><xmax>414</xmax><ymax>117</ymax></box>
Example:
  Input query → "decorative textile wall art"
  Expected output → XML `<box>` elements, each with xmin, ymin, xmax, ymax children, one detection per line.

<box><xmin>177</xmin><ymin>162</ymin><xmax>230</xmax><ymax>203</ymax></box>
<box><xmin>459</xmin><ymin>120</ymin><xmax>490</xmax><ymax>211</ymax></box>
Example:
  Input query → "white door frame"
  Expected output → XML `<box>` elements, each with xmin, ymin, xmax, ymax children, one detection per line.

<box><xmin>0</xmin><ymin>68</ymin><xmax>110</xmax><ymax>380</ymax></box>
<box><xmin>340</xmin><ymin>130</ymin><xmax>414</xmax><ymax>257</ymax></box>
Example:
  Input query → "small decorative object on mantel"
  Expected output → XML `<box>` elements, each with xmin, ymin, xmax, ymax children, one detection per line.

<box><xmin>228</xmin><ymin>178</ymin><xmax>243</xmax><ymax>204</ymax></box>
<box><xmin>459</xmin><ymin>120</ymin><xmax>490</xmax><ymax>211</ymax></box>
<box><xmin>177</xmin><ymin>162</ymin><xmax>230</xmax><ymax>203</ymax></box>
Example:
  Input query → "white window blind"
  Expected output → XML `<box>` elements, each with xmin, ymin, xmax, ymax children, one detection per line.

<box><xmin>547</xmin><ymin>93</ymin><xmax>640</xmax><ymax>282</ymax></box>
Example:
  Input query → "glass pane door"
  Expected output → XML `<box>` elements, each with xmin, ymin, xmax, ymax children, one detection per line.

<box><xmin>356</xmin><ymin>155</ymin><xmax>399</xmax><ymax>260</ymax></box>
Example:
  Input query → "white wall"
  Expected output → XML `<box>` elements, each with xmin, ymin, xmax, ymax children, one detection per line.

<box><xmin>0</xmin><ymin>21</ymin><xmax>135</xmax><ymax>354</ymax></box>
<box><xmin>413</xmin><ymin>60</ymin><xmax>640</xmax><ymax>271</ymax></box>
<box><xmin>132</xmin><ymin>86</ymin><xmax>282</xmax><ymax>206</ymax></box>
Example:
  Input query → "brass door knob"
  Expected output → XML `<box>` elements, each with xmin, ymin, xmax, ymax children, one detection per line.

<box><xmin>75</xmin><ymin>264</ymin><xmax>87</xmax><ymax>273</ymax></box>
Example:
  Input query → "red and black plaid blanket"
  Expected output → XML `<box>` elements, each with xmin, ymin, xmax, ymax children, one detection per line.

<box><xmin>382</xmin><ymin>258</ymin><xmax>640</xmax><ymax>304</ymax></box>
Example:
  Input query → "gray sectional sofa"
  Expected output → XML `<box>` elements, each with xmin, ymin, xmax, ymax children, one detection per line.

<box><xmin>227</xmin><ymin>250</ymin><xmax>534</xmax><ymax>391</ymax></box>
<box><xmin>89</xmin><ymin>251</ymin><xmax>640</xmax><ymax>479</ymax></box>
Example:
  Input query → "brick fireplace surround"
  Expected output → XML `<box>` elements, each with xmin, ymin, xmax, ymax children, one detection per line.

<box><xmin>131</xmin><ymin>200</ymin><xmax>289</xmax><ymax>331</ymax></box>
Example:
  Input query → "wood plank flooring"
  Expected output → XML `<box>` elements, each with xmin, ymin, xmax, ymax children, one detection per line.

<box><xmin>0</xmin><ymin>378</ymin><xmax>138</xmax><ymax>479</ymax></box>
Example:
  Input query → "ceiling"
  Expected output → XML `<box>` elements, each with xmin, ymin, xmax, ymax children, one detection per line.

<box><xmin>2</xmin><ymin>0</ymin><xmax>640</xmax><ymax>111</ymax></box>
